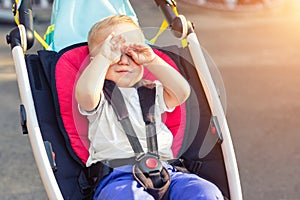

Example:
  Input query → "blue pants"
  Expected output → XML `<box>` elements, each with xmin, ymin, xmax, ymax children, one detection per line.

<box><xmin>94</xmin><ymin>164</ymin><xmax>224</xmax><ymax>200</ymax></box>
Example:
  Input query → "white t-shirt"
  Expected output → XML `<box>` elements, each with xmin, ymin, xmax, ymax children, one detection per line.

<box><xmin>79</xmin><ymin>81</ymin><xmax>174</xmax><ymax>167</ymax></box>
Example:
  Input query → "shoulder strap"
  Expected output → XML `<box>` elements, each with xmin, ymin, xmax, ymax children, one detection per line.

<box><xmin>103</xmin><ymin>80</ymin><xmax>144</xmax><ymax>157</ymax></box>
<box><xmin>103</xmin><ymin>80</ymin><xmax>158</xmax><ymax>157</ymax></box>
<box><xmin>136</xmin><ymin>86</ymin><xmax>158</xmax><ymax>156</ymax></box>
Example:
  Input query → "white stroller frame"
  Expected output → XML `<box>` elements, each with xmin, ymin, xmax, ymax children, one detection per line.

<box><xmin>7</xmin><ymin>0</ymin><xmax>242</xmax><ymax>199</ymax></box>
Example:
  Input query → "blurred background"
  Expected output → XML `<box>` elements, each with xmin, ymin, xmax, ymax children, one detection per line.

<box><xmin>1</xmin><ymin>0</ymin><xmax>300</xmax><ymax>199</ymax></box>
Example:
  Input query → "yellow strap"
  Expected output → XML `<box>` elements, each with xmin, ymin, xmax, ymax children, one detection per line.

<box><xmin>172</xmin><ymin>4</ymin><xmax>188</xmax><ymax>48</ymax></box>
<box><xmin>172</xmin><ymin>4</ymin><xmax>179</xmax><ymax>16</ymax></box>
<box><xmin>13</xmin><ymin>0</ymin><xmax>49</xmax><ymax>50</ymax></box>
<box><xmin>34</xmin><ymin>31</ymin><xmax>49</xmax><ymax>49</ymax></box>
<box><xmin>181</xmin><ymin>39</ymin><xmax>188</xmax><ymax>48</ymax></box>
<box><xmin>13</xmin><ymin>0</ymin><xmax>21</xmax><ymax>26</ymax></box>
<box><xmin>149</xmin><ymin>4</ymin><xmax>187</xmax><ymax>47</ymax></box>
<box><xmin>149</xmin><ymin>19</ymin><xmax>169</xmax><ymax>44</ymax></box>
<box><xmin>44</xmin><ymin>24</ymin><xmax>55</xmax><ymax>40</ymax></box>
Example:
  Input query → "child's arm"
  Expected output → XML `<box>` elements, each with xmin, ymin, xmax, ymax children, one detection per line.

<box><xmin>75</xmin><ymin>33</ymin><xmax>124</xmax><ymax>111</ymax></box>
<box><xmin>123</xmin><ymin>43</ymin><xmax>190</xmax><ymax>109</ymax></box>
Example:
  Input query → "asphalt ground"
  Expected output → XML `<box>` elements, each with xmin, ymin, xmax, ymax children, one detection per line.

<box><xmin>0</xmin><ymin>0</ymin><xmax>300</xmax><ymax>199</ymax></box>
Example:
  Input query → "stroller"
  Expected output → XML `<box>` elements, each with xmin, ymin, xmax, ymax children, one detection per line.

<box><xmin>6</xmin><ymin>0</ymin><xmax>242</xmax><ymax>199</ymax></box>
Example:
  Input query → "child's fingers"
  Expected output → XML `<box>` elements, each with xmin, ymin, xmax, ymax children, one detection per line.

<box><xmin>99</xmin><ymin>32</ymin><xmax>124</xmax><ymax>63</ymax></box>
<box><xmin>111</xmin><ymin>34</ymin><xmax>126</xmax><ymax>45</ymax></box>
<box><xmin>111</xmin><ymin>35</ymin><xmax>127</xmax><ymax>52</ymax></box>
<box><xmin>104</xmin><ymin>32</ymin><xmax>115</xmax><ymax>44</ymax></box>
<box><xmin>117</xmin><ymin>35</ymin><xmax>126</xmax><ymax>44</ymax></box>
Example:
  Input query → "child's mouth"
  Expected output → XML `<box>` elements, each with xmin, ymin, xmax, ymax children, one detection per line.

<box><xmin>117</xmin><ymin>69</ymin><xmax>132</xmax><ymax>73</ymax></box>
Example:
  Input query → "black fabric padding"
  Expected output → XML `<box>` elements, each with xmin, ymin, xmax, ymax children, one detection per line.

<box><xmin>25</xmin><ymin>49</ymin><xmax>91</xmax><ymax>200</ymax></box>
<box><xmin>155</xmin><ymin>46</ymin><xmax>230</xmax><ymax>198</ymax></box>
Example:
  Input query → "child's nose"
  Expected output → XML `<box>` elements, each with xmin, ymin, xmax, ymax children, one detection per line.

<box><xmin>118</xmin><ymin>54</ymin><xmax>130</xmax><ymax>65</ymax></box>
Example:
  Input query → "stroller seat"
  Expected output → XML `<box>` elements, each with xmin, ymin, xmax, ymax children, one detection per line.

<box><xmin>27</xmin><ymin>42</ymin><xmax>213</xmax><ymax>199</ymax></box>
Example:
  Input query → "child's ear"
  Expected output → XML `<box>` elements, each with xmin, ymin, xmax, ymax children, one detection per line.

<box><xmin>90</xmin><ymin>57</ymin><xmax>94</xmax><ymax>61</ymax></box>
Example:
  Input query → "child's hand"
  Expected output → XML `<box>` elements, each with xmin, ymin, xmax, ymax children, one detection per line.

<box><xmin>98</xmin><ymin>32</ymin><xmax>125</xmax><ymax>63</ymax></box>
<box><xmin>122</xmin><ymin>43</ymin><xmax>156</xmax><ymax>65</ymax></box>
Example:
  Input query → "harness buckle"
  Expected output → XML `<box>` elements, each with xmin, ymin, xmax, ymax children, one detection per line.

<box><xmin>133</xmin><ymin>153</ymin><xmax>170</xmax><ymax>200</ymax></box>
<box><xmin>136</xmin><ymin>153</ymin><xmax>163</xmax><ymax>175</ymax></box>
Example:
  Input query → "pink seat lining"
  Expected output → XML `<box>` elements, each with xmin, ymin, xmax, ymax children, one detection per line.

<box><xmin>55</xmin><ymin>45</ymin><xmax>186</xmax><ymax>164</ymax></box>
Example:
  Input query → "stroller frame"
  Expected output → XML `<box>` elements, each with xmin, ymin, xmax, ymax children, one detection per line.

<box><xmin>7</xmin><ymin>0</ymin><xmax>242</xmax><ymax>199</ymax></box>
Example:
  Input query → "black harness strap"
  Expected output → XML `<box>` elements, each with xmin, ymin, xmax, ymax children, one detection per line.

<box><xmin>103</xmin><ymin>80</ymin><xmax>170</xmax><ymax>200</ymax></box>
<box><xmin>103</xmin><ymin>80</ymin><xmax>158</xmax><ymax>157</ymax></box>
<box><xmin>137</xmin><ymin>86</ymin><xmax>159</xmax><ymax>156</ymax></box>
<box><xmin>103</xmin><ymin>80</ymin><xmax>145</xmax><ymax>157</ymax></box>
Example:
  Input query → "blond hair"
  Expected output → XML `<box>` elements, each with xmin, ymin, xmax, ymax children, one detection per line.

<box><xmin>88</xmin><ymin>15</ymin><xmax>142</xmax><ymax>55</ymax></box>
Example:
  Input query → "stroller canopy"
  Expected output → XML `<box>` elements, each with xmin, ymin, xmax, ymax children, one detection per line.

<box><xmin>45</xmin><ymin>0</ymin><xmax>137</xmax><ymax>51</ymax></box>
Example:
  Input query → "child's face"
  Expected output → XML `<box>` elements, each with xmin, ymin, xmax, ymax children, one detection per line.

<box><xmin>106</xmin><ymin>54</ymin><xmax>144</xmax><ymax>87</ymax></box>
<box><xmin>103</xmin><ymin>23</ymin><xmax>145</xmax><ymax>87</ymax></box>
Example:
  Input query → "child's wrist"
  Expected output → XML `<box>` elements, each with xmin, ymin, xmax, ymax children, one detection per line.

<box><xmin>143</xmin><ymin>55</ymin><xmax>158</xmax><ymax>67</ymax></box>
<box><xmin>91</xmin><ymin>53</ymin><xmax>113</xmax><ymax>65</ymax></box>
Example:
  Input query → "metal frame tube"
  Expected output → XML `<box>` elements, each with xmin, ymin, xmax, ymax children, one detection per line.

<box><xmin>12</xmin><ymin>46</ymin><xmax>63</xmax><ymax>200</ymax></box>
<box><xmin>187</xmin><ymin>33</ymin><xmax>243</xmax><ymax>200</ymax></box>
